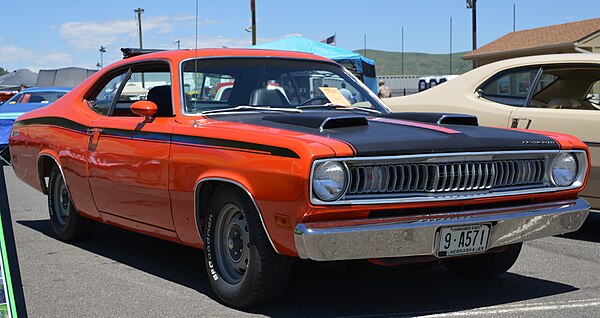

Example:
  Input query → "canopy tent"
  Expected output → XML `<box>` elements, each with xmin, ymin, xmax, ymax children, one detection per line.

<box><xmin>36</xmin><ymin>67</ymin><xmax>96</xmax><ymax>87</ymax></box>
<box><xmin>0</xmin><ymin>69</ymin><xmax>38</xmax><ymax>90</ymax></box>
<box><xmin>252</xmin><ymin>36</ymin><xmax>377</xmax><ymax>93</ymax></box>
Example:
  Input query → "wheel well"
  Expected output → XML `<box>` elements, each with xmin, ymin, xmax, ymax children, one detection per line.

<box><xmin>37</xmin><ymin>155</ymin><xmax>59</xmax><ymax>195</ymax></box>
<box><xmin>195</xmin><ymin>181</ymin><xmax>240</xmax><ymax>240</ymax></box>
<box><xmin>194</xmin><ymin>180</ymin><xmax>279</xmax><ymax>253</ymax></box>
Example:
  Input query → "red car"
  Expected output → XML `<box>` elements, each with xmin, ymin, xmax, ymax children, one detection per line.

<box><xmin>10</xmin><ymin>48</ymin><xmax>591</xmax><ymax>308</ymax></box>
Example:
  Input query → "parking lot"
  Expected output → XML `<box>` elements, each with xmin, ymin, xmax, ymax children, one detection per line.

<box><xmin>4</xmin><ymin>166</ymin><xmax>600</xmax><ymax>317</ymax></box>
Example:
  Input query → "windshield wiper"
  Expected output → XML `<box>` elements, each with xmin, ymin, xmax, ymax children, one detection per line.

<box><xmin>200</xmin><ymin>105</ymin><xmax>303</xmax><ymax>115</ymax></box>
<box><xmin>296</xmin><ymin>103</ymin><xmax>381</xmax><ymax>114</ymax></box>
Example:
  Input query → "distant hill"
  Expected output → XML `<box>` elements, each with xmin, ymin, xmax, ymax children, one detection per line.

<box><xmin>355</xmin><ymin>49</ymin><xmax>472</xmax><ymax>76</ymax></box>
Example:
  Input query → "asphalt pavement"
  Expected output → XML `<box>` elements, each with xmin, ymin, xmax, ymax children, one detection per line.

<box><xmin>4</xmin><ymin>167</ymin><xmax>600</xmax><ymax>317</ymax></box>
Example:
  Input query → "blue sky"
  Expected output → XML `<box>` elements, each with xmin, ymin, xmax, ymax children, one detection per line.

<box><xmin>0</xmin><ymin>0</ymin><xmax>598</xmax><ymax>71</ymax></box>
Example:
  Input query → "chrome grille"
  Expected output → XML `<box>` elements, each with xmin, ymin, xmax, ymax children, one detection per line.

<box><xmin>347</xmin><ymin>159</ymin><xmax>545</xmax><ymax>195</ymax></box>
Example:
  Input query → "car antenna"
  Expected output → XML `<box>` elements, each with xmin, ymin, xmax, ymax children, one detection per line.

<box><xmin>192</xmin><ymin>0</ymin><xmax>200</xmax><ymax>127</ymax></box>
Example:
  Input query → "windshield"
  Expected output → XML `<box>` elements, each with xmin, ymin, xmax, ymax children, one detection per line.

<box><xmin>180</xmin><ymin>58</ymin><xmax>388</xmax><ymax>114</ymax></box>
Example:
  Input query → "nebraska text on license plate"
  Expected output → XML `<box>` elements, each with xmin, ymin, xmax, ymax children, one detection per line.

<box><xmin>437</xmin><ymin>224</ymin><xmax>490</xmax><ymax>257</ymax></box>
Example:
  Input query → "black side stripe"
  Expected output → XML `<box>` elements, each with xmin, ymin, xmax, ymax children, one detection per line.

<box><xmin>14</xmin><ymin>117</ymin><xmax>88</xmax><ymax>133</ymax></box>
<box><xmin>14</xmin><ymin>117</ymin><xmax>300</xmax><ymax>159</ymax></box>
<box><xmin>584</xmin><ymin>141</ymin><xmax>600</xmax><ymax>148</ymax></box>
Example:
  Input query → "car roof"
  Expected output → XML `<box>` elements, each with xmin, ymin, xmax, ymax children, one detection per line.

<box><xmin>119</xmin><ymin>48</ymin><xmax>334</xmax><ymax>64</ymax></box>
<box><xmin>20</xmin><ymin>87</ymin><xmax>72</xmax><ymax>93</ymax></box>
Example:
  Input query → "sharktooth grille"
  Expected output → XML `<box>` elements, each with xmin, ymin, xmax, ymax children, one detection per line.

<box><xmin>347</xmin><ymin>159</ymin><xmax>545</xmax><ymax>195</ymax></box>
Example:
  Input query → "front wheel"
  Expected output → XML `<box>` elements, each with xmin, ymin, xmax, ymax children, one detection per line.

<box><xmin>444</xmin><ymin>243</ymin><xmax>522</xmax><ymax>278</ymax></box>
<box><xmin>204</xmin><ymin>187</ymin><xmax>291</xmax><ymax>308</ymax></box>
<box><xmin>47</xmin><ymin>166</ymin><xmax>95</xmax><ymax>241</ymax></box>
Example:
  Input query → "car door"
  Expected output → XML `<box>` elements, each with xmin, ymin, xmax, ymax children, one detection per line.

<box><xmin>509</xmin><ymin>66</ymin><xmax>600</xmax><ymax>207</ymax></box>
<box><xmin>85</xmin><ymin>62</ymin><xmax>177</xmax><ymax>230</ymax></box>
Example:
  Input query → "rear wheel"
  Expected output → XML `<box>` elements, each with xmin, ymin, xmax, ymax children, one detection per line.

<box><xmin>204</xmin><ymin>187</ymin><xmax>291</xmax><ymax>308</ymax></box>
<box><xmin>47</xmin><ymin>166</ymin><xmax>95</xmax><ymax>241</ymax></box>
<box><xmin>444</xmin><ymin>243</ymin><xmax>522</xmax><ymax>278</ymax></box>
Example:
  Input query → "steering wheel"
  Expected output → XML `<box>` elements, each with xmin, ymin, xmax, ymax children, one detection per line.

<box><xmin>300</xmin><ymin>97</ymin><xmax>331</xmax><ymax>106</ymax></box>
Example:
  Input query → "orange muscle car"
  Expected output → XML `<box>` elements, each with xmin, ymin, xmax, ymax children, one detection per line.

<box><xmin>9</xmin><ymin>48</ymin><xmax>591</xmax><ymax>308</ymax></box>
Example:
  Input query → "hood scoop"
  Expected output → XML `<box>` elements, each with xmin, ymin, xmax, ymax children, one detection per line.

<box><xmin>380</xmin><ymin>112</ymin><xmax>479</xmax><ymax>126</ymax></box>
<box><xmin>263</xmin><ymin>114</ymin><xmax>369</xmax><ymax>130</ymax></box>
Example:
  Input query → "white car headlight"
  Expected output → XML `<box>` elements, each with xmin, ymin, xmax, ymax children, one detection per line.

<box><xmin>312</xmin><ymin>161</ymin><xmax>348</xmax><ymax>201</ymax></box>
<box><xmin>552</xmin><ymin>153</ymin><xmax>577</xmax><ymax>187</ymax></box>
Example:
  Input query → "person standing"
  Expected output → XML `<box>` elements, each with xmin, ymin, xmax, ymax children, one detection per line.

<box><xmin>339</xmin><ymin>83</ymin><xmax>354</xmax><ymax>103</ymax></box>
<box><xmin>378</xmin><ymin>80</ymin><xmax>392</xmax><ymax>98</ymax></box>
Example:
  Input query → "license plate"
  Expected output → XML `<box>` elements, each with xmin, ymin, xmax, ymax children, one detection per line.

<box><xmin>437</xmin><ymin>224</ymin><xmax>490</xmax><ymax>257</ymax></box>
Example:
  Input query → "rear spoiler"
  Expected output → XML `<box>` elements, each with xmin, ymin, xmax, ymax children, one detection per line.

<box><xmin>121</xmin><ymin>48</ymin><xmax>167</xmax><ymax>59</ymax></box>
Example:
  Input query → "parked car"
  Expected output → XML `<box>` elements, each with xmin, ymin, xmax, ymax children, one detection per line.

<box><xmin>386</xmin><ymin>54</ymin><xmax>600</xmax><ymax>210</ymax></box>
<box><xmin>0</xmin><ymin>87</ymin><xmax>70</xmax><ymax>164</ymax></box>
<box><xmin>10</xmin><ymin>49</ymin><xmax>591</xmax><ymax>308</ymax></box>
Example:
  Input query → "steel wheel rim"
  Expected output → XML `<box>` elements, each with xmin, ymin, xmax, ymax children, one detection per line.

<box><xmin>214</xmin><ymin>203</ymin><xmax>250</xmax><ymax>284</ymax></box>
<box><xmin>54</xmin><ymin>175</ymin><xmax>70</xmax><ymax>226</ymax></box>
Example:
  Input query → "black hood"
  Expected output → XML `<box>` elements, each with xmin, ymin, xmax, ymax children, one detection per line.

<box><xmin>208</xmin><ymin>111</ymin><xmax>559</xmax><ymax>156</ymax></box>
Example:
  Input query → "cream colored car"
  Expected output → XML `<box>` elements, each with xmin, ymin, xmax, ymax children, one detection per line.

<box><xmin>386</xmin><ymin>53</ymin><xmax>600</xmax><ymax>209</ymax></box>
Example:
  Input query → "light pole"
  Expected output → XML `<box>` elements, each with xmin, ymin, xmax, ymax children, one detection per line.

<box><xmin>467</xmin><ymin>0</ymin><xmax>477</xmax><ymax>68</ymax></box>
<box><xmin>174</xmin><ymin>40</ymin><xmax>181</xmax><ymax>49</ymax></box>
<box><xmin>99</xmin><ymin>46</ymin><xmax>106</xmax><ymax>69</ymax></box>
<box><xmin>449</xmin><ymin>17</ymin><xmax>453</xmax><ymax>75</ymax></box>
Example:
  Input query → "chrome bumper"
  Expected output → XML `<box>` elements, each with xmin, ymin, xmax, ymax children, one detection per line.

<box><xmin>294</xmin><ymin>198</ymin><xmax>590</xmax><ymax>261</ymax></box>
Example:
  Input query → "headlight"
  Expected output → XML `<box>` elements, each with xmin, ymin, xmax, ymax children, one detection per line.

<box><xmin>312</xmin><ymin>161</ymin><xmax>348</xmax><ymax>201</ymax></box>
<box><xmin>552</xmin><ymin>153</ymin><xmax>577</xmax><ymax>187</ymax></box>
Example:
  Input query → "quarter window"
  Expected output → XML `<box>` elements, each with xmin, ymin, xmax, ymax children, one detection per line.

<box><xmin>480</xmin><ymin>68</ymin><xmax>540</xmax><ymax>107</ymax></box>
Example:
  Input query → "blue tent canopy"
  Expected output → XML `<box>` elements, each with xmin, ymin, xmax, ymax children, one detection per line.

<box><xmin>252</xmin><ymin>36</ymin><xmax>377</xmax><ymax>93</ymax></box>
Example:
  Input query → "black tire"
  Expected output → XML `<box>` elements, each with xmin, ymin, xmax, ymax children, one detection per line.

<box><xmin>444</xmin><ymin>243</ymin><xmax>522</xmax><ymax>278</ymax></box>
<box><xmin>47</xmin><ymin>166</ymin><xmax>95</xmax><ymax>241</ymax></box>
<box><xmin>204</xmin><ymin>187</ymin><xmax>291</xmax><ymax>308</ymax></box>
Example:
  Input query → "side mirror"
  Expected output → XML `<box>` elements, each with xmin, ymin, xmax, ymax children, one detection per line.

<box><xmin>130</xmin><ymin>100</ymin><xmax>158</xmax><ymax>123</ymax></box>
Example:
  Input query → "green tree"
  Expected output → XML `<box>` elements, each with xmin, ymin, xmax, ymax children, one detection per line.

<box><xmin>0</xmin><ymin>68</ymin><xmax>6</xmax><ymax>76</ymax></box>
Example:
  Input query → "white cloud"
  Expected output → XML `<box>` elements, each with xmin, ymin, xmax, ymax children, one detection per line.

<box><xmin>58</xmin><ymin>15</ymin><xmax>217</xmax><ymax>50</ymax></box>
<box><xmin>0</xmin><ymin>45</ymin><xmax>74</xmax><ymax>69</ymax></box>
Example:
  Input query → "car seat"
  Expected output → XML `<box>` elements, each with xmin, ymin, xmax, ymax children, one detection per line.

<box><xmin>146</xmin><ymin>85</ymin><xmax>174</xmax><ymax>117</ymax></box>
<box><xmin>249</xmin><ymin>88</ymin><xmax>289</xmax><ymax>107</ymax></box>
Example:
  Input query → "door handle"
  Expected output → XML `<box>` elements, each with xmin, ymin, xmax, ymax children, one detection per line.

<box><xmin>510</xmin><ymin>118</ymin><xmax>532</xmax><ymax>129</ymax></box>
<box><xmin>87</xmin><ymin>128</ymin><xmax>102</xmax><ymax>150</ymax></box>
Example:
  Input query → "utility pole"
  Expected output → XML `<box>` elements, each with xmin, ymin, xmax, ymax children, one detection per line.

<box><xmin>513</xmin><ymin>4</ymin><xmax>516</xmax><ymax>32</ymax></box>
<box><xmin>450</xmin><ymin>17</ymin><xmax>453</xmax><ymax>75</ymax></box>
<box><xmin>250</xmin><ymin>0</ymin><xmax>256</xmax><ymax>45</ymax></box>
<box><xmin>134</xmin><ymin>7</ymin><xmax>145</xmax><ymax>88</ymax></box>
<box><xmin>363</xmin><ymin>34</ymin><xmax>367</xmax><ymax>58</ymax></box>
<box><xmin>467</xmin><ymin>0</ymin><xmax>477</xmax><ymax>68</ymax></box>
<box><xmin>174</xmin><ymin>40</ymin><xmax>181</xmax><ymax>49</ymax></box>
<box><xmin>99</xmin><ymin>46</ymin><xmax>106</xmax><ymax>69</ymax></box>
<box><xmin>401</xmin><ymin>27</ymin><xmax>404</xmax><ymax>76</ymax></box>
<box><xmin>134</xmin><ymin>7</ymin><xmax>144</xmax><ymax>49</ymax></box>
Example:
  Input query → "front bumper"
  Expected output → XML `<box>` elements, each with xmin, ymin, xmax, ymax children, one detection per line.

<box><xmin>294</xmin><ymin>198</ymin><xmax>590</xmax><ymax>261</ymax></box>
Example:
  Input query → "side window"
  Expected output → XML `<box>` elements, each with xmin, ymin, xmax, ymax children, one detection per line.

<box><xmin>113</xmin><ymin>71</ymin><xmax>171</xmax><ymax>116</ymax></box>
<box><xmin>587</xmin><ymin>80</ymin><xmax>600</xmax><ymax>107</ymax></box>
<box><xmin>480</xmin><ymin>68</ymin><xmax>540</xmax><ymax>107</ymax></box>
<box><xmin>89</xmin><ymin>73</ymin><xmax>127</xmax><ymax>116</ymax></box>
<box><xmin>529</xmin><ymin>68</ymin><xmax>600</xmax><ymax>111</ymax></box>
<box><xmin>88</xmin><ymin>63</ymin><xmax>172</xmax><ymax>117</ymax></box>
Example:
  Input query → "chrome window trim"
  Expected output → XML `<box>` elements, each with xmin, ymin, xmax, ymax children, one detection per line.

<box><xmin>310</xmin><ymin>150</ymin><xmax>588</xmax><ymax>206</ymax></box>
<box><xmin>194</xmin><ymin>177</ymin><xmax>279</xmax><ymax>254</ymax></box>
